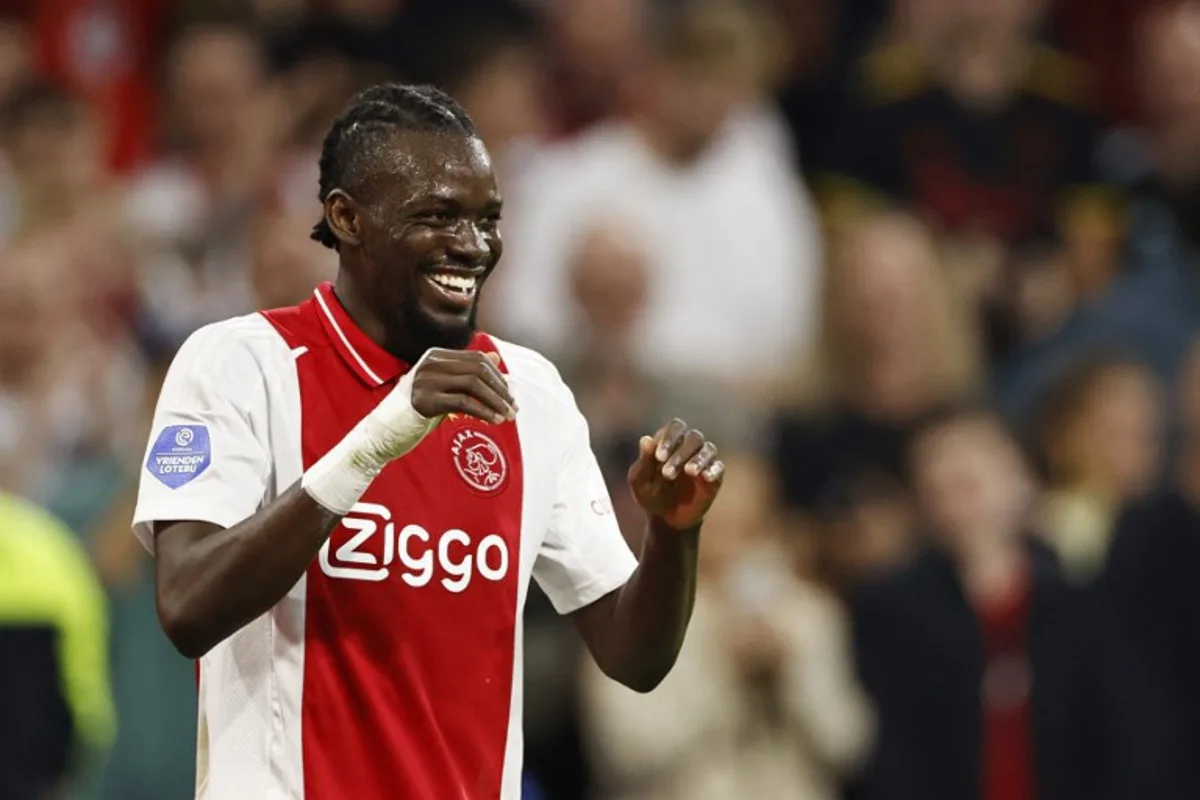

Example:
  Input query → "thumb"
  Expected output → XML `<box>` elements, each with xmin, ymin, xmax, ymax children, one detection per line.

<box><xmin>638</xmin><ymin>435</ymin><xmax>656</xmax><ymax>460</ymax></box>
<box><xmin>628</xmin><ymin>436</ymin><xmax>658</xmax><ymax>484</ymax></box>
<box><xmin>485</xmin><ymin>352</ymin><xmax>502</xmax><ymax>368</ymax></box>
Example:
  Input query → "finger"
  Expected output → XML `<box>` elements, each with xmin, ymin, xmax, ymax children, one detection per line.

<box><xmin>702</xmin><ymin>459</ymin><xmax>726</xmax><ymax>484</ymax></box>
<box><xmin>441</xmin><ymin>392</ymin><xmax>508</xmax><ymax>425</ymax></box>
<box><xmin>437</xmin><ymin>374</ymin><xmax>514</xmax><ymax>422</ymax></box>
<box><xmin>654</xmin><ymin>418</ymin><xmax>688</xmax><ymax>463</ymax></box>
<box><xmin>662</xmin><ymin>429</ymin><xmax>705</xmax><ymax>480</ymax></box>
<box><xmin>684</xmin><ymin>441</ymin><xmax>719</xmax><ymax>476</ymax></box>
<box><xmin>476</xmin><ymin>359</ymin><xmax>516</xmax><ymax>411</ymax></box>
<box><xmin>428</xmin><ymin>351</ymin><xmax>515</xmax><ymax>407</ymax></box>
<box><xmin>627</xmin><ymin>436</ymin><xmax>659</xmax><ymax>484</ymax></box>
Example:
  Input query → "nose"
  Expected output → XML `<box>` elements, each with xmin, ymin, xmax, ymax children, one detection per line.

<box><xmin>447</xmin><ymin>220</ymin><xmax>489</xmax><ymax>266</ymax></box>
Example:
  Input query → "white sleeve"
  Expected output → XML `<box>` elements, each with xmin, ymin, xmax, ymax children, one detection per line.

<box><xmin>533</xmin><ymin>400</ymin><xmax>639</xmax><ymax>615</ymax></box>
<box><xmin>131</xmin><ymin>323</ymin><xmax>273</xmax><ymax>553</ymax></box>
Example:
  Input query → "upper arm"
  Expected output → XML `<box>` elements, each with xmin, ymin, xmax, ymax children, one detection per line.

<box><xmin>132</xmin><ymin>322</ymin><xmax>274</xmax><ymax>554</ymax></box>
<box><xmin>528</xmin><ymin>366</ymin><xmax>638</xmax><ymax>616</ymax></box>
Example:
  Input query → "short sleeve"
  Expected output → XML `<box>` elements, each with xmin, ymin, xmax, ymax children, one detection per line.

<box><xmin>533</xmin><ymin>401</ymin><xmax>639</xmax><ymax>615</ymax></box>
<box><xmin>132</xmin><ymin>323</ymin><xmax>273</xmax><ymax>553</ymax></box>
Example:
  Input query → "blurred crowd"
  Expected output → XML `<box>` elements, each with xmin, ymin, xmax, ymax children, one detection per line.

<box><xmin>2</xmin><ymin>0</ymin><xmax>1200</xmax><ymax>797</ymax></box>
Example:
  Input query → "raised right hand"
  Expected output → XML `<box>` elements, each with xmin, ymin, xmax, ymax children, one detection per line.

<box><xmin>362</xmin><ymin>349</ymin><xmax>516</xmax><ymax>467</ymax></box>
<box><xmin>410</xmin><ymin>349</ymin><xmax>517</xmax><ymax>425</ymax></box>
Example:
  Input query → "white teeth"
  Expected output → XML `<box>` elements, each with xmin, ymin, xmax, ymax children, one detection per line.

<box><xmin>429</xmin><ymin>273</ymin><xmax>477</xmax><ymax>294</ymax></box>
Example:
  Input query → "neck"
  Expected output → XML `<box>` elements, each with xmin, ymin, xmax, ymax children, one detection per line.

<box><xmin>954</xmin><ymin>535</ymin><xmax>1026</xmax><ymax>608</ymax></box>
<box><xmin>632</xmin><ymin>114</ymin><xmax>709</xmax><ymax>167</ymax></box>
<box><xmin>934</xmin><ymin>34</ymin><xmax>1029</xmax><ymax>113</ymax></box>
<box><xmin>333</xmin><ymin>269</ymin><xmax>388</xmax><ymax>350</ymax></box>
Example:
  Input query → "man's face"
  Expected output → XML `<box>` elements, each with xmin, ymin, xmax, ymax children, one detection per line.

<box><xmin>913</xmin><ymin>416</ymin><xmax>1032</xmax><ymax>549</ymax></box>
<box><xmin>168</xmin><ymin>28</ymin><xmax>264</xmax><ymax>149</ymax></box>
<box><xmin>352</xmin><ymin>132</ymin><xmax>503</xmax><ymax>360</ymax></box>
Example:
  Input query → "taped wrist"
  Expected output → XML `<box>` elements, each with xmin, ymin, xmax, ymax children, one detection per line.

<box><xmin>301</xmin><ymin>384</ymin><xmax>439</xmax><ymax>516</ymax></box>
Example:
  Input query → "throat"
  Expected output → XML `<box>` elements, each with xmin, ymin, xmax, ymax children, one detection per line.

<box><xmin>332</xmin><ymin>273</ymin><xmax>390</xmax><ymax>352</ymax></box>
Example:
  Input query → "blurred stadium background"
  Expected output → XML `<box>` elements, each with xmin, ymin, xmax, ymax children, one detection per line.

<box><xmin>4</xmin><ymin>0</ymin><xmax>1200</xmax><ymax>797</ymax></box>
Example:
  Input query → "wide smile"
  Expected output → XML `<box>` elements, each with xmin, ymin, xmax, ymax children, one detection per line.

<box><xmin>422</xmin><ymin>270</ymin><xmax>481</xmax><ymax>312</ymax></box>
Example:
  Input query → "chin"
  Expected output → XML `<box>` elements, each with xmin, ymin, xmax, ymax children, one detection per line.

<box><xmin>384</xmin><ymin>302</ymin><xmax>478</xmax><ymax>362</ymax></box>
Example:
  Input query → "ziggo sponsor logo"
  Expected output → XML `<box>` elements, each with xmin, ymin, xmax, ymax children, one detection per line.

<box><xmin>318</xmin><ymin>503</ymin><xmax>509</xmax><ymax>592</ymax></box>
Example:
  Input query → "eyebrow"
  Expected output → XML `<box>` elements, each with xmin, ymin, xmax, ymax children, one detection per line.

<box><xmin>418</xmin><ymin>192</ymin><xmax>503</xmax><ymax>210</ymax></box>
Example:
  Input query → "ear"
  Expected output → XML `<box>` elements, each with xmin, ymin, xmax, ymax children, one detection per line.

<box><xmin>324</xmin><ymin>189</ymin><xmax>363</xmax><ymax>248</ymax></box>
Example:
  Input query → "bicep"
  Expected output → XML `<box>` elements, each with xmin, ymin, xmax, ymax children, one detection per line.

<box><xmin>152</xmin><ymin>519</ymin><xmax>223</xmax><ymax>600</ymax></box>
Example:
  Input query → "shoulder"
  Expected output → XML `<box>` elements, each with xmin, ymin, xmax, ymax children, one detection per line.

<box><xmin>855</xmin><ymin>41</ymin><xmax>933</xmax><ymax>106</ymax></box>
<box><xmin>1023</xmin><ymin>45</ymin><xmax>1095</xmax><ymax>111</ymax></box>
<box><xmin>173</xmin><ymin>314</ymin><xmax>291</xmax><ymax>369</ymax></box>
<box><xmin>491</xmin><ymin>337</ymin><xmax>575</xmax><ymax>408</ymax></box>
<box><xmin>162</xmin><ymin>314</ymin><xmax>294</xmax><ymax>403</ymax></box>
<box><xmin>850</xmin><ymin>549</ymin><xmax>941</xmax><ymax>619</ymax></box>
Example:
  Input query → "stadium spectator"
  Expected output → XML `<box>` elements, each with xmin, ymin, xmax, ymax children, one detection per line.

<box><xmin>0</xmin><ymin>81</ymin><xmax>145</xmax><ymax>512</ymax></box>
<box><xmin>1033</xmin><ymin>355</ymin><xmax>1164</xmax><ymax>581</ymax></box>
<box><xmin>541</xmin><ymin>0</ymin><xmax>644</xmax><ymax>138</ymax></box>
<box><xmin>851</xmin><ymin>406</ymin><xmax>1100</xmax><ymax>800</ymax></box>
<box><xmin>991</xmin><ymin>1</ymin><xmax>1200</xmax><ymax>427</ymax></box>
<box><xmin>772</xmin><ymin>211</ymin><xmax>980</xmax><ymax>581</ymax></box>
<box><xmin>820</xmin><ymin>0</ymin><xmax>1119</xmax><ymax>363</ymax></box>
<box><xmin>33</xmin><ymin>0</ymin><xmax>164</xmax><ymax>173</ymax></box>
<box><xmin>126</xmin><ymin>16</ymin><xmax>281</xmax><ymax>356</ymax></box>
<box><xmin>1028</xmin><ymin>355</ymin><xmax>1192</xmax><ymax>799</ymax></box>
<box><xmin>492</xmin><ymin>0</ymin><xmax>822</xmax><ymax>393</ymax></box>
<box><xmin>583</xmin><ymin>453</ymin><xmax>872</xmax><ymax>800</ymax></box>
<box><xmin>0</xmin><ymin>490</ymin><xmax>115</xmax><ymax>798</ymax></box>
<box><xmin>1114</xmin><ymin>1</ymin><xmax>1200</xmax><ymax>254</ymax></box>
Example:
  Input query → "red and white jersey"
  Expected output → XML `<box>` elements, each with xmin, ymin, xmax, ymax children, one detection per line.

<box><xmin>132</xmin><ymin>281</ymin><xmax>638</xmax><ymax>800</ymax></box>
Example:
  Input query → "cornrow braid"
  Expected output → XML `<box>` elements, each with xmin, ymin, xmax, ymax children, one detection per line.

<box><xmin>311</xmin><ymin>82</ymin><xmax>477</xmax><ymax>250</ymax></box>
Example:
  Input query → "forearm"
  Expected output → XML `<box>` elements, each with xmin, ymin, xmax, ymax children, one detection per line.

<box><xmin>585</xmin><ymin>517</ymin><xmax>700</xmax><ymax>692</ymax></box>
<box><xmin>156</xmin><ymin>484</ymin><xmax>341</xmax><ymax>658</ymax></box>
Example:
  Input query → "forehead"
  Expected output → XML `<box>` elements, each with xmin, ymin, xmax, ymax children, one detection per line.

<box><xmin>917</xmin><ymin>417</ymin><xmax>1006</xmax><ymax>461</ymax></box>
<box><xmin>369</xmin><ymin>131</ymin><xmax>499</xmax><ymax>206</ymax></box>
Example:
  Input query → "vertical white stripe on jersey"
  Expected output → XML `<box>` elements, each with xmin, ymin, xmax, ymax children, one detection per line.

<box><xmin>267</xmin><ymin>337</ymin><xmax>308</xmax><ymax>798</ymax></box>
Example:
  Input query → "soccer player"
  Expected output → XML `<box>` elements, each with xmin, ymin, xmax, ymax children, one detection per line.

<box><xmin>132</xmin><ymin>83</ymin><xmax>725</xmax><ymax>800</ymax></box>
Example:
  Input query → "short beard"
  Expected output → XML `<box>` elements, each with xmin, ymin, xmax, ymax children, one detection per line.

<box><xmin>382</xmin><ymin>289</ymin><xmax>478</xmax><ymax>364</ymax></box>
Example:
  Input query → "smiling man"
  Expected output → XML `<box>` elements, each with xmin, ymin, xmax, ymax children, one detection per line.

<box><xmin>132</xmin><ymin>83</ymin><xmax>724</xmax><ymax>800</ymax></box>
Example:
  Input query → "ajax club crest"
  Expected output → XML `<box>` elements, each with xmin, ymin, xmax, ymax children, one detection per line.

<box><xmin>450</xmin><ymin>429</ymin><xmax>508</xmax><ymax>494</ymax></box>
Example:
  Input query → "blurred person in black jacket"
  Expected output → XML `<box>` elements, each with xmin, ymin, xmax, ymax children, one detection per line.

<box><xmin>851</xmin><ymin>406</ymin><xmax>1116</xmax><ymax>800</ymax></box>
<box><xmin>819</xmin><ymin>0</ymin><xmax>1121</xmax><ymax>365</ymax></box>
<box><xmin>773</xmin><ymin>212</ymin><xmax>981</xmax><ymax>587</ymax></box>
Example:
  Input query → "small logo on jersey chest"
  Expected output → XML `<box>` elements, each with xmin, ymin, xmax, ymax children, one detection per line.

<box><xmin>450</xmin><ymin>428</ymin><xmax>508</xmax><ymax>494</ymax></box>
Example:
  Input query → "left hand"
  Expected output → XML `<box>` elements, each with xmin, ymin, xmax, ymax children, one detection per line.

<box><xmin>627</xmin><ymin>418</ymin><xmax>724</xmax><ymax>530</ymax></box>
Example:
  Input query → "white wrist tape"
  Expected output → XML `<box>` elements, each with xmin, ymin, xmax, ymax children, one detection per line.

<box><xmin>302</xmin><ymin>354</ymin><xmax>441</xmax><ymax>515</ymax></box>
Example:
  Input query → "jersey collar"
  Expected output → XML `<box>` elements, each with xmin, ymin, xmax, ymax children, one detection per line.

<box><xmin>312</xmin><ymin>282</ymin><xmax>407</xmax><ymax>387</ymax></box>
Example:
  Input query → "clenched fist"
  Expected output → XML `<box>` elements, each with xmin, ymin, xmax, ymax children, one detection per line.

<box><xmin>410</xmin><ymin>349</ymin><xmax>517</xmax><ymax>425</ymax></box>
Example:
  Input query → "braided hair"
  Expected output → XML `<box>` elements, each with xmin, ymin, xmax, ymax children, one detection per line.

<box><xmin>311</xmin><ymin>83</ymin><xmax>477</xmax><ymax>250</ymax></box>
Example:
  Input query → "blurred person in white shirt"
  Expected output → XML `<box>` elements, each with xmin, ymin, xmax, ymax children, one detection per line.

<box><xmin>0</xmin><ymin>81</ymin><xmax>144</xmax><ymax>504</ymax></box>
<box><xmin>582</xmin><ymin>453</ymin><xmax>873</xmax><ymax>800</ymax></box>
<box><xmin>490</xmin><ymin>0</ymin><xmax>822</xmax><ymax>395</ymax></box>
<box><xmin>126</xmin><ymin>16</ymin><xmax>287</xmax><ymax>353</ymax></box>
